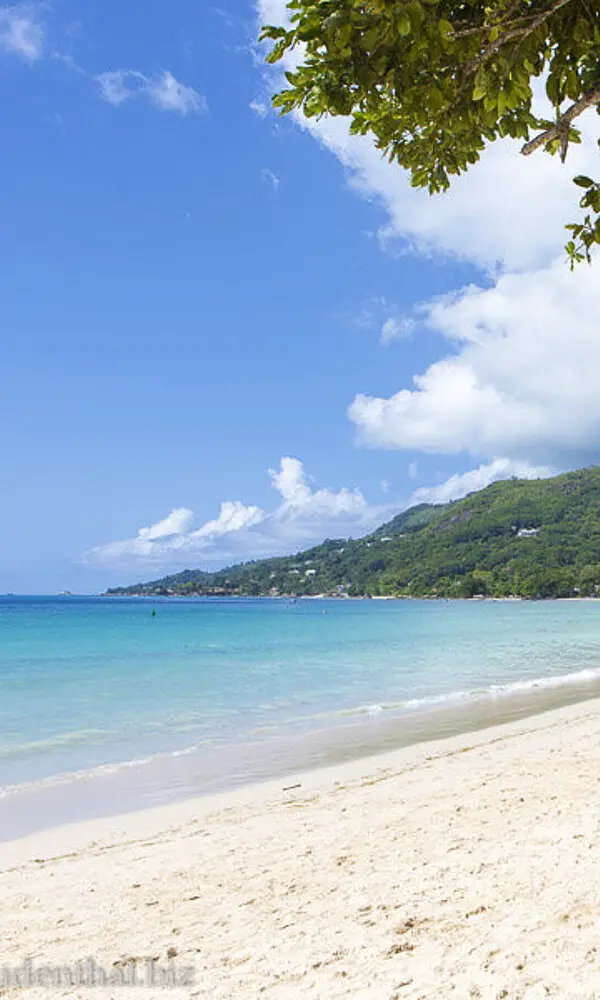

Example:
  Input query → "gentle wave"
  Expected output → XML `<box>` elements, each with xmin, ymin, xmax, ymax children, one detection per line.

<box><xmin>0</xmin><ymin>710</ymin><xmax>236</xmax><ymax>762</ymax></box>
<box><xmin>2</xmin><ymin>662</ymin><xmax>600</xmax><ymax>801</ymax></box>
<box><xmin>0</xmin><ymin>739</ymin><xmax>216</xmax><ymax>800</ymax></box>
<box><xmin>0</xmin><ymin>729</ymin><xmax>111</xmax><ymax>760</ymax></box>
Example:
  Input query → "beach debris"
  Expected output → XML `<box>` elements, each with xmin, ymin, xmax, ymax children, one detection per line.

<box><xmin>282</xmin><ymin>783</ymin><xmax>302</xmax><ymax>792</ymax></box>
<box><xmin>386</xmin><ymin>941</ymin><xmax>415</xmax><ymax>956</ymax></box>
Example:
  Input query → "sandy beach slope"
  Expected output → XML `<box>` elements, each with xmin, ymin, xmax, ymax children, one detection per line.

<box><xmin>2</xmin><ymin>699</ymin><xmax>600</xmax><ymax>999</ymax></box>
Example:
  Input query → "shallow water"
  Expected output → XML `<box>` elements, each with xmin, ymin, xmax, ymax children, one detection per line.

<box><xmin>1</xmin><ymin>595</ymin><xmax>600</xmax><ymax>837</ymax></box>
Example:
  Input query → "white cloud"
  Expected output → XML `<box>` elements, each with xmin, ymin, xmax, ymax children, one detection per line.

<box><xmin>84</xmin><ymin>458</ymin><xmax>388</xmax><ymax>568</ymax></box>
<box><xmin>407</xmin><ymin>461</ymin><xmax>418</xmax><ymax>481</ymax></box>
<box><xmin>138</xmin><ymin>508</ymin><xmax>194</xmax><ymax>541</ymax></box>
<box><xmin>409</xmin><ymin>459</ymin><xmax>553</xmax><ymax>507</ymax></box>
<box><xmin>0</xmin><ymin>15</ymin><xmax>204</xmax><ymax>116</ymax></box>
<box><xmin>0</xmin><ymin>5</ymin><xmax>43</xmax><ymax>61</ymax></box>
<box><xmin>261</xmin><ymin>167</ymin><xmax>280</xmax><ymax>190</ymax></box>
<box><xmin>250</xmin><ymin>98</ymin><xmax>269</xmax><ymax>118</ymax></box>
<box><xmin>269</xmin><ymin>456</ymin><xmax>311</xmax><ymax>506</ymax></box>
<box><xmin>147</xmin><ymin>70</ymin><xmax>206</xmax><ymax>115</ymax></box>
<box><xmin>269</xmin><ymin>456</ymin><xmax>370</xmax><ymax>532</ymax></box>
<box><xmin>380</xmin><ymin>479</ymin><xmax>391</xmax><ymax>494</ymax></box>
<box><xmin>350</xmin><ymin>256</ymin><xmax>600</xmax><ymax>467</ymax></box>
<box><xmin>252</xmin><ymin>4</ymin><xmax>600</xmax><ymax>507</ymax></box>
<box><xmin>86</xmin><ymin>507</ymin><xmax>195</xmax><ymax>562</ymax></box>
<box><xmin>97</xmin><ymin>70</ymin><xmax>141</xmax><ymax>107</ymax></box>
<box><xmin>380</xmin><ymin>316</ymin><xmax>414</xmax><ymax>345</ymax></box>
<box><xmin>255</xmin><ymin>0</ymin><xmax>599</xmax><ymax>272</ymax></box>
<box><xmin>97</xmin><ymin>69</ymin><xmax>205</xmax><ymax>115</ymax></box>
<box><xmin>193</xmin><ymin>500</ymin><xmax>264</xmax><ymax>538</ymax></box>
<box><xmin>86</xmin><ymin>454</ymin><xmax>553</xmax><ymax>572</ymax></box>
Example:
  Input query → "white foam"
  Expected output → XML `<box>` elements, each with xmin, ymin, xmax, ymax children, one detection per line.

<box><xmin>2</xmin><ymin>665</ymin><xmax>600</xmax><ymax>801</ymax></box>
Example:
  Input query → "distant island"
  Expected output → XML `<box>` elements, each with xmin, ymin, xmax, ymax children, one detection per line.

<box><xmin>106</xmin><ymin>468</ymin><xmax>600</xmax><ymax>600</ymax></box>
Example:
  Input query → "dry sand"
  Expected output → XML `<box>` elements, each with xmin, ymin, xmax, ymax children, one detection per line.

<box><xmin>3</xmin><ymin>699</ymin><xmax>600</xmax><ymax>999</ymax></box>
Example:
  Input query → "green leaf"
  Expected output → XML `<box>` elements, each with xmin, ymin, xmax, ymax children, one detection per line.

<box><xmin>573</xmin><ymin>176</ymin><xmax>594</xmax><ymax>188</ymax></box>
<box><xmin>265</xmin><ymin>39</ymin><xmax>289</xmax><ymax>64</ymax></box>
<box><xmin>259</xmin><ymin>25</ymin><xmax>289</xmax><ymax>41</ymax></box>
<box><xmin>397</xmin><ymin>13</ymin><xmax>411</xmax><ymax>35</ymax></box>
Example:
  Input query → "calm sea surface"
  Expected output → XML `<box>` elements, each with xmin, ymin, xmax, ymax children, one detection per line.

<box><xmin>2</xmin><ymin>595</ymin><xmax>600</xmax><ymax>804</ymax></box>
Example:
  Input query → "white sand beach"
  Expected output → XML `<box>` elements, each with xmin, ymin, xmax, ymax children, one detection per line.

<box><xmin>3</xmin><ymin>699</ymin><xmax>600</xmax><ymax>999</ymax></box>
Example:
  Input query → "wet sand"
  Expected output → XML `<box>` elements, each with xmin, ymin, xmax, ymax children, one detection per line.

<box><xmin>2</xmin><ymin>698</ymin><xmax>600</xmax><ymax>998</ymax></box>
<box><xmin>3</xmin><ymin>673</ymin><xmax>600</xmax><ymax>841</ymax></box>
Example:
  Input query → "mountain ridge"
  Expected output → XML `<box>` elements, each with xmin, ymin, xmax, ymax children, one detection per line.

<box><xmin>106</xmin><ymin>467</ymin><xmax>600</xmax><ymax>599</ymax></box>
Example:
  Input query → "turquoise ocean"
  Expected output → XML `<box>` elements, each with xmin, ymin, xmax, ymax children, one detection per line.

<box><xmin>2</xmin><ymin>595</ymin><xmax>600</xmax><ymax>836</ymax></box>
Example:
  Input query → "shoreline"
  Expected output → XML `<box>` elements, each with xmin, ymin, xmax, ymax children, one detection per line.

<box><xmin>2</xmin><ymin>673</ymin><xmax>600</xmax><ymax>843</ymax></box>
<box><xmin>4</xmin><ymin>665</ymin><xmax>600</xmax><ymax>843</ymax></box>
<box><xmin>102</xmin><ymin>592</ymin><xmax>600</xmax><ymax>600</ymax></box>
<box><xmin>3</xmin><ymin>698</ymin><xmax>600</xmax><ymax>996</ymax></box>
<box><xmin>3</xmin><ymin>664</ymin><xmax>600</xmax><ymax>843</ymax></box>
<box><xmin>2</xmin><ymin>694</ymin><xmax>599</xmax><ymax>855</ymax></box>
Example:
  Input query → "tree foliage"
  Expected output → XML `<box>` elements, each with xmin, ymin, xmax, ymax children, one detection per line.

<box><xmin>109</xmin><ymin>467</ymin><xmax>600</xmax><ymax>600</ymax></box>
<box><xmin>260</xmin><ymin>0</ymin><xmax>600</xmax><ymax>263</ymax></box>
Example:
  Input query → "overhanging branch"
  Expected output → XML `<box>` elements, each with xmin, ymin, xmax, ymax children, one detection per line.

<box><xmin>521</xmin><ymin>86</ymin><xmax>600</xmax><ymax>158</ymax></box>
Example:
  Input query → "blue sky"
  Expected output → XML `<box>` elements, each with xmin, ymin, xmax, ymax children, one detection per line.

<box><xmin>1</xmin><ymin>0</ymin><xmax>599</xmax><ymax>592</ymax></box>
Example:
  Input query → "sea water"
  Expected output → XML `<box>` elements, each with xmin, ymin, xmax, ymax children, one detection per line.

<box><xmin>1</xmin><ymin>595</ymin><xmax>600</xmax><ymax>836</ymax></box>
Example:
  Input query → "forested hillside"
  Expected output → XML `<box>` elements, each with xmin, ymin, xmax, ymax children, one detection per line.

<box><xmin>107</xmin><ymin>468</ymin><xmax>600</xmax><ymax>599</ymax></box>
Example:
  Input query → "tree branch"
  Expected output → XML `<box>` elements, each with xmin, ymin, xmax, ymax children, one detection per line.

<box><xmin>521</xmin><ymin>86</ymin><xmax>600</xmax><ymax>157</ymax></box>
<box><xmin>462</xmin><ymin>0</ymin><xmax>574</xmax><ymax>73</ymax></box>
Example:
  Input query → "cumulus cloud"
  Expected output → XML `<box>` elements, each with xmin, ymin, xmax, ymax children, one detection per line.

<box><xmin>350</xmin><ymin>257</ymin><xmax>600</xmax><ymax>467</ymax></box>
<box><xmin>87</xmin><ymin>453</ymin><xmax>553</xmax><ymax>572</ymax></box>
<box><xmin>97</xmin><ymin>69</ymin><xmax>205</xmax><ymax>115</ymax></box>
<box><xmin>269</xmin><ymin>456</ymin><xmax>311</xmax><ymax>506</ymax></box>
<box><xmin>254</xmin><ymin>1</ymin><xmax>600</xmax><ymax>475</ymax></box>
<box><xmin>87</xmin><ymin>507</ymin><xmax>195</xmax><ymax>562</ymax></box>
<box><xmin>0</xmin><ymin>5</ymin><xmax>43</xmax><ymax>61</ymax></box>
<box><xmin>309</xmin><ymin>115</ymin><xmax>599</xmax><ymax>273</ymax></box>
<box><xmin>408</xmin><ymin>459</ymin><xmax>553</xmax><ymax>507</ymax></box>
<box><xmin>193</xmin><ymin>501</ymin><xmax>265</xmax><ymax>539</ymax></box>
<box><xmin>138</xmin><ymin>508</ymin><xmax>195</xmax><ymax>541</ymax></box>
<box><xmin>84</xmin><ymin>458</ymin><xmax>388</xmax><ymax>568</ymax></box>
<box><xmin>269</xmin><ymin>457</ymin><xmax>370</xmax><ymax>533</ymax></box>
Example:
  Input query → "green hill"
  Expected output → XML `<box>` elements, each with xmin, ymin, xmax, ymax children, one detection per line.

<box><xmin>106</xmin><ymin>467</ymin><xmax>600</xmax><ymax>599</ymax></box>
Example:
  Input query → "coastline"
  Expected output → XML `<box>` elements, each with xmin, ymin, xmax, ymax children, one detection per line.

<box><xmin>3</xmin><ymin>698</ymin><xmax>600</xmax><ymax>997</ymax></box>
<box><xmin>4</xmin><ymin>663</ymin><xmax>600</xmax><ymax>842</ymax></box>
